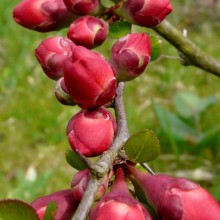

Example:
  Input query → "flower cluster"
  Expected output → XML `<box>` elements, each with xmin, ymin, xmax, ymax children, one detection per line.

<box><xmin>13</xmin><ymin>0</ymin><xmax>220</xmax><ymax>220</ymax></box>
<box><xmin>14</xmin><ymin>0</ymin><xmax>166</xmax><ymax>158</ymax></box>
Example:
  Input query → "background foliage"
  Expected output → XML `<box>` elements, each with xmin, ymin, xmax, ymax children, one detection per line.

<box><xmin>1</xmin><ymin>0</ymin><xmax>220</xmax><ymax>202</ymax></box>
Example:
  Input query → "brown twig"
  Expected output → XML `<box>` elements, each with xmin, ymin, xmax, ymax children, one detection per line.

<box><xmin>71</xmin><ymin>82</ymin><xmax>129</xmax><ymax>220</ymax></box>
<box><xmin>153</xmin><ymin>20</ymin><xmax>220</xmax><ymax>77</ymax></box>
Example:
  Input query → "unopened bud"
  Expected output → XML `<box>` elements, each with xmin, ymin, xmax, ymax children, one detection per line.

<box><xmin>64</xmin><ymin>46</ymin><xmax>116</xmax><ymax>109</ymax></box>
<box><xmin>125</xmin><ymin>164</ymin><xmax>220</xmax><ymax>220</ymax></box>
<box><xmin>64</xmin><ymin>0</ymin><xmax>101</xmax><ymax>15</ymax></box>
<box><xmin>31</xmin><ymin>189</ymin><xmax>78</xmax><ymax>220</ymax></box>
<box><xmin>110</xmin><ymin>33</ymin><xmax>151</xmax><ymax>82</ymax></box>
<box><xmin>67</xmin><ymin>108</ymin><xmax>117</xmax><ymax>157</ymax></box>
<box><xmin>13</xmin><ymin>0</ymin><xmax>76</xmax><ymax>32</ymax></box>
<box><xmin>119</xmin><ymin>0</ymin><xmax>172</xmax><ymax>27</ymax></box>
<box><xmin>90</xmin><ymin>167</ymin><xmax>153</xmax><ymax>220</ymax></box>
<box><xmin>71</xmin><ymin>169</ymin><xmax>109</xmax><ymax>201</ymax></box>
<box><xmin>35</xmin><ymin>37</ymin><xmax>75</xmax><ymax>80</ymax></box>
<box><xmin>67</xmin><ymin>15</ymin><xmax>108</xmax><ymax>49</ymax></box>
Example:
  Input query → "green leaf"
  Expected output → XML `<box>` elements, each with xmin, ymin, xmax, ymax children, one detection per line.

<box><xmin>100</xmin><ymin>0</ymin><xmax>115</xmax><ymax>7</ymax></box>
<box><xmin>149</xmin><ymin>35</ymin><xmax>162</xmax><ymax>61</ymax></box>
<box><xmin>43</xmin><ymin>202</ymin><xmax>57</xmax><ymax>220</ymax></box>
<box><xmin>0</xmin><ymin>199</ymin><xmax>39</xmax><ymax>220</ymax></box>
<box><xmin>109</xmin><ymin>21</ymin><xmax>131</xmax><ymax>39</ymax></box>
<box><xmin>124</xmin><ymin>130</ymin><xmax>160</xmax><ymax>163</ymax></box>
<box><xmin>65</xmin><ymin>149</ymin><xmax>88</xmax><ymax>170</ymax></box>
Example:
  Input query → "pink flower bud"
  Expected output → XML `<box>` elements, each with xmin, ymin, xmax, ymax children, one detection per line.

<box><xmin>35</xmin><ymin>37</ymin><xmax>76</xmax><ymax>80</ymax></box>
<box><xmin>121</xmin><ymin>0</ymin><xmax>173</xmax><ymax>27</ymax></box>
<box><xmin>110</xmin><ymin>33</ymin><xmax>151</xmax><ymax>82</ymax></box>
<box><xmin>31</xmin><ymin>189</ymin><xmax>78</xmax><ymax>220</ymax></box>
<box><xmin>71</xmin><ymin>169</ymin><xmax>109</xmax><ymax>201</ymax></box>
<box><xmin>126</xmin><ymin>164</ymin><xmax>220</xmax><ymax>220</ymax></box>
<box><xmin>67</xmin><ymin>15</ymin><xmax>108</xmax><ymax>49</ymax></box>
<box><xmin>55</xmin><ymin>77</ymin><xmax>75</xmax><ymax>105</ymax></box>
<box><xmin>64</xmin><ymin>0</ymin><xmax>100</xmax><ymax>15</ymax></box>
<box><xmin>64</xmin><ymin>46</ymin><xmax>117</xmax><ymax>109</ymax></box>
<box><xmin>13</xmin><ymin>0</ymin><xmax>76</xmax><ymax>32</ymax></box>
<box><xmin>67</xmin><ymin>108</ymin><xmax>117</xmax><ymax>157</ymax></box>
<box><xmin>90</xmin><ymin>167</ymin><xmax>153</xmax><ymax>220</ymax></box>
<box><xmin>71</xmin><ymin>169</ymin><xmax>90</xmax><ymax>201</ymax></box>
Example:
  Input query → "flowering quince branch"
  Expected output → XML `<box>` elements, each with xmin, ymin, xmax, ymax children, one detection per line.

<box><xmin>153</xmin><ymin>20</ymin><xmax>220</xmax><ymax>77</ymax></box>
<box><xmin>5</xmin><ymin>0</ymin><xmax>220</xmax><ymax>220</ymax></box>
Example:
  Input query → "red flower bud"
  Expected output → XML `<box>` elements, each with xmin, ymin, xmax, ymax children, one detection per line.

<box><xmin>55</xmin><ymin>77</ymin><xmax>75</xmax><ymax>105</ymax></box>
<box><xmin>64</xmin><ymin>0</ymin><xmax>100</xmax><ymax>15</ymax></box>
<box><xmin>31</xmin><ymin>189</ymin><xmax>78</xmax><ymax>220</ymax></box>
<box><xmin>121</xmin><ymin>0</ymin><xmax>172</xmax><ymax>27</ymax></box>
<box><xmin>35</xmin><ymin>37</ymin><xmax>76</xmax><ymax>80</ymax></box>
<box><xmin>13</xmin><ymin>0</ymin><xmax>76</xmax><ymax>32</ymax></box>
<box><xmin>126</xmin><ymin>164</ymin><xmax>220</xmax><ymax>220</ymax></box>
<box><xmin>90</xmin><ymin>167</ymin><xmax>153</xmax><ymax>220</ymax></box>
<box><xmin>71</xmin><ymin>169</ymin><xmax>109</xmax><ymax>201</ymax></box>
<box><xmin>64</xmin><ymin>46</ymin><xmax>117</xmax><ymax>109</ymax></box>
<box><xmin>67</xmin><ymin>15</ymin><xmax>108</xmax><ymax>49</ymax></box>
<box><xmin>67</xmin><ymin>108</ymin><xmax>117</xmax><ymax>157</ymax></box>
<box><xmin>110</xmin><ymin>33</ymin><xmax>151</xmax><ymax>82</ymax></box>
<box><xmin>71</xmin><ymin>169</ymin><xmax>90</xmax><ymax>201</ymax></box>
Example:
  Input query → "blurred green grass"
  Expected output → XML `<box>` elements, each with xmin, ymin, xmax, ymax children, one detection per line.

<box><xmin>1</xmin><ymin>0</ymin><xmax>220</xmax><ymax>202</ymax></box>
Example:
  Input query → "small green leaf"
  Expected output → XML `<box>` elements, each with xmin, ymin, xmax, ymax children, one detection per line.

<box><xmin>109</xmin><ymin>21</ymin><xmax>131</xmax><ymax>39</ymax></box>
<box><xmin>43</xmin><ymin>202</ymin><xmax>57</xmax><ymax>220</ymax></box>
<box><xmin>149</xmin><ymin>35</ymin><xmax>162</xmax><ymax>61</ymax></box>
<box><xmin>65</xmin><ymin>149</ymin><xmax>88</xmax><ymax>170</ymax></box>
<box><xmin>100</xmin><ymin>0</ymin><xmax>115</xmax><ymax>7</ymax></box>
<box><xmin>0</xmin><ymin>199</ymin><xmax>39</xmax><ymax>220</ymax></box>
<box><xmin>124</xmin><ymin>130</ymin><xmax>160</xmax><ymax>163</ymax></box>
